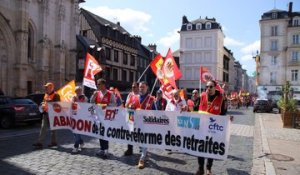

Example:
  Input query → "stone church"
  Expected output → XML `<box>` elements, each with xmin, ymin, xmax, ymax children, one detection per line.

<box><xmin>0</xmin><ymin>0</ymin><xmax>84</xmax><ymax>96</ymax></box>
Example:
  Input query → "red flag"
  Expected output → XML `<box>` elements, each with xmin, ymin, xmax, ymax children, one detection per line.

<box><xmin>164</xmin><ymin>48</ymin><xmax>182</xmax><ymax>80</ymax></box>
<box><xmin>161</xmin><ymin>48</ymin><xmax>182</xmax><ymax>88</ymax></box>
<box><xmin>83</xmin><ymin>53</ymin><xmax>102</xmax><ymax>89</ymax></box>
<box><xmin>200</xmin><ymin>66</ymin><xmax>214</xmax><ymax>83</ymax></box>
<box><xmin>150</xmin><ymin>53</ymin><xmax>164</xmax><ymax>79</ymax></box>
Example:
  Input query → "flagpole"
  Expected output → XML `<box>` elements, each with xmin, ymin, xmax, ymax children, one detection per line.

<box><xmin>144</xmin><ymin>77</ymin><xmax>158</xmax><ymax>109</ymax></box>
<box><xmin>137</xmin><ymin>64</ymin><xmax>150</xmax><ymax>82</ymax></box>
<box><xmin>199</xmin><ymin>66</ymin><xmax>202</xmax><ymax>93</ymax></box>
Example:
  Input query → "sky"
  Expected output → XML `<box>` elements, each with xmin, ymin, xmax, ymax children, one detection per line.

<box><xmin>80</xmin><ymin>0</ymin><xmax>300</xmax><ymax>76</ymax></box>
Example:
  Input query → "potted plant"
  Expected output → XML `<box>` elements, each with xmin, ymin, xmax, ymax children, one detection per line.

<box><xmin>277</xmin><ymin>81</ymin><xmax>299</xmax><ymax>128</ymax></box>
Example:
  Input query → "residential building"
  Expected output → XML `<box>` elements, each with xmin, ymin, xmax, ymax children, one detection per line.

<box><xmin>0</xmin><ymin>0</ymin><xmax>83</xmax><ymax>96</ymax></box>
<box><xmin>258</xmin><ymin>2</ymin><xmax>300</xmax><ymax>95</ymax></box>
<box><xmin>78</xmin><ymin>9</ymin><xmax>155</xmax><ymax>96</ymax></box>
<box><xmin>178</xmin><ymin>15</ymin><xmax>246</xmax><ymax>93</ymax></box>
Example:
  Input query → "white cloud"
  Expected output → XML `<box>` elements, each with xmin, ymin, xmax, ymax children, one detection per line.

<box><xmin>241</xmin><ymin>40</ymin><xmax>260</xmax><ymax>55</ymax></box>
<box><xmin>157</xmin><ymin>28</ymin><xmax>180</xmax><ymax>52</ymax></box>
<box><xmin>240</xmin><ymin>54</ymin><xmax>254</xmax><ymax>61</ymax></box>
<box><xmin>224</xmin><ymin>37</ymin><xmax>244</xmax><ymax>47</ymax></box>
<box><xmin>82</xmin><ymin>6</ymin><xmax>152</xmax><ymax>34</ymax></box>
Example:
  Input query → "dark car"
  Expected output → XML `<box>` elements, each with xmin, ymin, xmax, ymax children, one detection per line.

<box><xmin>0</xmin><ymin>96</ymin><xmax>41</xmax><ymax>128</ymax></box>
<box><xmin>253</xmin><ymin>99</ymin><xmax>273</xmax><ymax>113</ymax></box>
<box><xmin>26</xmin><ymin>93</ymin><xmax>44</xmax><ymax>106</ymax></box>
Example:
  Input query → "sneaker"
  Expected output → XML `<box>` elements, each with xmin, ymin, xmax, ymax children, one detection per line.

<box><xmin>206</xmin><ymin>169</ymin><xmax>212</xmax><ymax>175</ymax></box>
<box><xmin>47</xmin><ymin>142</ymin><xmax>58</xmax><ymax>147</ymax></box>
<box><xmin>138</xmin><ymin>159</ymin><xmax>145</xmax><ymax>169</ymax></box>
<box><xmin>96</xmin><ymin>150</ymin><xmax>104</xmax><ymax>157</ymax></box>
<box><xmin>79</xmin><ymin>143</ymin><xmax>84</xmax><ymax>149</ymax></box>
<box><xmin>102</xmin><ymin>152</ymin><xmax>108</xmax><ymax>159</ymax></box>
<box><xmin>72</xmin><ymin>148</ymin><xmax>79</xmax><ymax>153</ymax></box>
<box><xmin>195</xmin><ymin>168</ymin><xmax>204</xmax><ymax>175</ymax></box>
<box><xmin>124</xmin><ymin>149</ymin><xmax>133</xmax><ymax>156</ymax></box>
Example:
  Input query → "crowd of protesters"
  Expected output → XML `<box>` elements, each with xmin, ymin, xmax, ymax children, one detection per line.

<box><xmin>31</xmin><ymin>79</ymin><xmax>233</xmax><ymax>175</ymax></box>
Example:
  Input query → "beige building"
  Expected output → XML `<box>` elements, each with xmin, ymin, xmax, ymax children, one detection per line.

<box><xmin>258</xmin><ymin>2</ymin><xmax>300</xmax><ymax>95</ymax></box>
<box><xmin>0</xmin><ymin>0</ymin><xmax>83</xmax><ymax>96</ymax></box>
<box><xmin>178</xmin><ymin>16</ymin><xmax>243</xmax><ymax>92</ymax></box>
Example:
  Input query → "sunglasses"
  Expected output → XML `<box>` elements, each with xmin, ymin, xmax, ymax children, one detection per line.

<box><xmin>206</xmin><ymin>85</ymin><xmax>214</xmax><ymax>89</ymax></box>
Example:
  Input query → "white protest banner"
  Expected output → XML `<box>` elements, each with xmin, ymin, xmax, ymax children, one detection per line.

<box><xmin>48</xmin><ymin>102</ymin><xmax>231</xmax><ymax>160</ymax></box>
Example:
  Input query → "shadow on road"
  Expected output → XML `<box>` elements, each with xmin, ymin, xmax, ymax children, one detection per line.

<box><xmin>227</xmin><ymin>168</ymin><xmax>250</xmax><ymax>175</ymax></box>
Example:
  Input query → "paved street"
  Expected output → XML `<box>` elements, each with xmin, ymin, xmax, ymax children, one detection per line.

<box><xmin>0</xmin><ymin>108</ymin><xmax>255</xmax><ymax>175</ymax></box>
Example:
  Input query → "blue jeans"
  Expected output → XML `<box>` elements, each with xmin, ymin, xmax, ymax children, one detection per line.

<box><xmin>74</xmin><ymin>134</ymin><xmax>84</xmax><ymax>148</ymax></box>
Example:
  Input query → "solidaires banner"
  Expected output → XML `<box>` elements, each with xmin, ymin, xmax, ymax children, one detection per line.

<box><xmin>48</xmin><ymin>102</ymin><xmax>231</xmax><ymax>160</ymax></box>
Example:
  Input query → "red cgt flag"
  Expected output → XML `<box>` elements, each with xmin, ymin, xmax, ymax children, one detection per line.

<box><xmin>83</xmin><ymin>53</ymin><xmax>102</xmax><ymax>89</ymax></box>
<box><xmin>164</xmin><ymin>48</ymin><xmax>182</xmax><ymax>80</ymax></box>
<box><xmin>161</xmin><ymin>48</ymin><xmax>182</xmax><ymax>88</ymax></box>
<box><xmin>200</xmin><ymin>66</ymin><xmax>214</xmax><ymax>83</ymax></box>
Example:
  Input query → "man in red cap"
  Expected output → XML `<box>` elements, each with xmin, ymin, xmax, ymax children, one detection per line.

<box><xmin>32</xmin><ymin>82</ymin><xmax>60</xmax><ymax>149</ymax></box>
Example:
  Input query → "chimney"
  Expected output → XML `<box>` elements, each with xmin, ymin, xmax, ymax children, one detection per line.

<box><xmin>117</xmin><ymin>21</ymin><xmax>120</xmax><ymax>26</ymax></box>
<box><xmin>182</xmin><ymin>15</ymin><xmax>189</xmax><ymax>24</ymax></box>
<box><xmin>134</xmin><ymin>35</ymin><xmax>141</xmax><ymax>43</ymax></box>
<box><xmin>288</xmin><ymin>2</ymin><xmax>293</xmax><ymax>17</ymax></box>
<box><xmin>148</xmin><ymin>44</ymin><xmax>157</xmax><ymax>52</ymax></box>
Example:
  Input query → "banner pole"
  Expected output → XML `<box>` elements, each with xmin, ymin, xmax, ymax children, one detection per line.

<box><xmin>137</xmin><ymin>64</ymin><xmax>150</xmax><ymax>82</ymax></box>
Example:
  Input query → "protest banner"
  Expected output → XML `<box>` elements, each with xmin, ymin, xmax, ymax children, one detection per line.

<box><xmin>48</xmin><ymin>102</ymin><xmax>231</xmax><ymax>160</ymax></box>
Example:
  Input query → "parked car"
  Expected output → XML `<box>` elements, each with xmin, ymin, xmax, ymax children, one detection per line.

<box><xmin>253</xmin><ymin>99</ymin><xmax>273</xmax><ymax>113</ymax></box>
<box><xmin>0</xmin><ymin>96</ymin><xmax>41</xmax><ymax>128</ymax></box>
<box><xmin>26</xmin><ymin>93</ymin><xmax>44</xmax><ymax>106</ymax></box>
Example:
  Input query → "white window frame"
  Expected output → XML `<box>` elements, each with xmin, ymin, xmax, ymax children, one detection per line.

<box><xmin>271</xmin><ymin>56</ymin><xmax>277</xmax><ymax>65</ymax></box>
<box><xmin>292</xmin><ymin>51</ymin><xmax>299</xmax><ymax>62</ymax></box>
<box><xmin>272</xmin><ymin>12</ymin><xmax>277</xmax><ymax>19</ymax></box>
<box><xmin>270</xmin><ymin>72</ymin><xmax>276</xmax><ymax>84</ymax></box>
<box><xmin>292</xmin><ymin>34</ymin><xmax>299</xmax><ymax>45</ymax></box>
<box><xmin>187</xmin><ymin>24</ymin><xmax>192</xmax><ymax>30</ymax></box>
<box><xmin>293</xmin><ymin>18</ymin><xmax>299</xmax><ymax>26</ymax></box>
<box><xmin>196</xmin><ymin>23</ymin><xmax>202</xmax><ymax>30</ymax></box>
<box><xmin>271</xmin><ymin>26</ymin><xmax>278</xmax><ymax>36</ymax></box>
<box><xmin>271</xmin><ymin>40</ymin><xmax>278</xmax><ymax>51</ymax></box>
<box><xmin>205</xmin><ymin>22</ymin><xmax>211</xmax><ymax>29</ymax></box>
<box><xmin>291</xmin><ymin>70</ymin><xmax>298</xmax><ymax>81</ymax></box>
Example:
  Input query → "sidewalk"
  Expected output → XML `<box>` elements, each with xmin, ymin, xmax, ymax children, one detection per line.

<box><xmin>253</xmin><ymin>113</ymin><xmax>300</xmax><ymax>175</ymax></box>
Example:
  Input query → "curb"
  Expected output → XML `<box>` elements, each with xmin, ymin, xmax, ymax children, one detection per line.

<box><xmin>259</xmin><ymin>115</ymin><xmax>276</xmax><ymax>175</ymax></box>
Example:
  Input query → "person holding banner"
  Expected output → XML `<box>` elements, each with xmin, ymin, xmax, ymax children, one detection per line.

<box><xmin>196</xmin><ymin>80</ymin><xmax>231</xmax><ymax>175</ymax></box>
<box><xmin>123</xmin><ymin>82</ymin><xmax>139</xmax><ymax>156</ymax></box>
<box><xmin>165</xmin><ymin>89</ymin><xmax>188</xmax><ymax>112</ymax></box>
<box><xmin>124</xmin><ymin>82</ymin><xmax>139</xmax><ymax>108</ymax></box>
<box><xmin>32</xmin><ymin>82</ymin><xmax>60</xmax><ymax>149</ymax></box>
<box><xmin>191</xmin><ymin>89</ymin><xmax>201</xmax><ymax>112</ymax></box>
<box><xmin>136</xmin><ymin>81</ymin><xmax>156</xmax><ymax>169</ymax></box>
<box><xmin>154</xmin><ymin>90</ymin><xmax>167</xmax><ymax>110</ymax></box>
<box><xmin>90</xmin><ymin>78</ymin><xmax>116</xmax><ymax>159</ymax></box>
<box><xmin>71</xmin><ymin>86</ymin><xmax>88</xmax><ymax>153</ymax></box>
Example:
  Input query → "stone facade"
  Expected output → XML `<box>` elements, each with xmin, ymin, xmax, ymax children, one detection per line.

<box><xmin>178</xmin><ymin>16</ymin><xmax>247</xmax><ymax>92</ymax></box>
<box><xmin>259</xmin><ymin>2</ymin><xmax>300</xmax><ymax>93</ymax></box>
<box><xmin>0</xmin><ymin>0</ymin><xmax>82</xmax><ymax>96</ymax></box>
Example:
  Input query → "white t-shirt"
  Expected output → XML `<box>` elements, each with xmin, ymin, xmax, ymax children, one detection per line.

<box><xmin>165</xmin><ymin>98</ymin><xmax>187</xmax><ymax>111</ymax></box>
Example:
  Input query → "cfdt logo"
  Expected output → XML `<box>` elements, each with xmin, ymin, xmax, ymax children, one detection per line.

<box><xmin>177</xmin><ymin>116</ymin><xmax>200</xmax><ymax>130</ymax></box>
<box><xmin>208</xmin><ymin>117</ymin><xmax>223</xmax><ymax>133</ymax></box>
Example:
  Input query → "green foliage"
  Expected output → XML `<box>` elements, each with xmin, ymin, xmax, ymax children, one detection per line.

<box><xmin>277</xmin><ymin>81</ymin><xmax>299</xmax><ymax>112</ymax></box>
<box><xmin>277</xmin><ymin>97</ymin><xmax>298</xmax><ymax>112</ymax></box>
